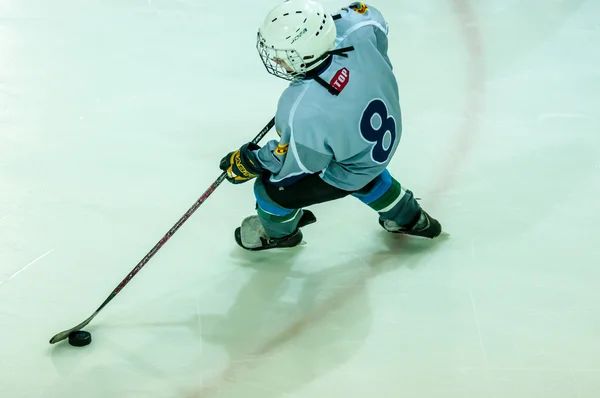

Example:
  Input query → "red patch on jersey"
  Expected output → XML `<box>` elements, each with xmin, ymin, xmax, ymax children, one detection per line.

<box><xmin>329</xmin><ymin>68</ymin><xmax>350</xmax><ymax>94</ymax></box>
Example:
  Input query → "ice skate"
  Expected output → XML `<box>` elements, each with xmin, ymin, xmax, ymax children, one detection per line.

<box><xmin>235</xmin><ymin>210</ymin><xmax>316</xmax><ymax>251</ymax></box>
<box><xmin>379</xmin><ymin>210</ymin><xmax>442</xmax><ymax>239</ymax></box>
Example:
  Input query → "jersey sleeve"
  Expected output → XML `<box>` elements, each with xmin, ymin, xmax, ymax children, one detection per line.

<box><xmin>346</xmin><ymin>3</ymin><xmax>388</xmax><ymax>32</ymax></box>
<box><xmin>253</xmin><ymin>101</ymin><xmax>333</xmax><ymax>186</ymax></box>
<box><xmin>336</xmin><ymin>3</ymin><xmax>391</xmax><ymax>66</ymax></box>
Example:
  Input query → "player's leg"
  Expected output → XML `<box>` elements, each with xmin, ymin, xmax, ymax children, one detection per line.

<box><xmin>352</xmin><ymin>169</ymin><xmax>442</xmax><ymax>238</ymax></box>
<box><xmin>234</xmin><ymin>178</ymin><xmax>304</xmax><ymax>251</ymax></box>
<box><xmin>235</xmin><ymin>174</ymin><xmax>349</xmax><ymax>251</ymax></box>
<box><xmin>237</xmin><ymin>174</ymin><xmax>348</xmax><ymax>250</ymax></box>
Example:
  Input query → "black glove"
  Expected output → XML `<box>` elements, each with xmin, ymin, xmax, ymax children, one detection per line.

<box><xmin>219</xmin><ymin>143</ymin><xmax>264</xmax><ymax>184</ymax></box>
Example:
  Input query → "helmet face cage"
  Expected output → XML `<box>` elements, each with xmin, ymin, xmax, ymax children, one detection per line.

<box><xmin>256</xmin><ymin>32</ymin><xmax>308</xmax><ymax>81</ymax></box>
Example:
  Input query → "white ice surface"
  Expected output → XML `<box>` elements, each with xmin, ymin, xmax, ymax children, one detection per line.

<box><xmin>1</xmin><ymin>0</ymin><xmax>599</xmax><ymax>397</ymax></box>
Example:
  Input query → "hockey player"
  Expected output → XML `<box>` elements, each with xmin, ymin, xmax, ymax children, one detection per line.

<box><xmin>219</xmin><ymin>0</ymin><xmax>442</xmax><ymax>251</ymax></box>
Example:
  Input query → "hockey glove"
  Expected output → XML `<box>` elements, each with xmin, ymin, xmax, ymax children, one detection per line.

<box><xmin>219</xmin><ymin>142</ymin><xmax>264</xmax><ymax>184</ymax></box>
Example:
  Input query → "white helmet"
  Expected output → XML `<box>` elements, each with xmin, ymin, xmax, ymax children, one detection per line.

<box><xmin>257</xmin><ymin>0</ymin><xmax>337</xmax><ymax>81</ymax></box>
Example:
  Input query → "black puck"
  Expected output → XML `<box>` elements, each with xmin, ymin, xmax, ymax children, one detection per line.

<box><xmin>68</xmin><ymin>330</ymin><xmax>92</xmax><ymax>347</ymax></box>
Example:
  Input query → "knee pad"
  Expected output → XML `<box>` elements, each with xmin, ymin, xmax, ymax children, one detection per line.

<box><xmin>253</xmin><ymin>177</ymin><xmax>296</xmax><ymax>220</ymax></box>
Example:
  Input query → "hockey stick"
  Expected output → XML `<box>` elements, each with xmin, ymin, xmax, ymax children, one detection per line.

<box><xmin>49</xmin><ymin>117</ymin><xmax>276</xmax><ymax>344</ymax></box>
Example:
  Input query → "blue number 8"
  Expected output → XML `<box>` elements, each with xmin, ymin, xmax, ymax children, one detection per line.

<box><xmin>359</xmin><ymin>99</ymin><xmax>397</xmax><ymax>164</ymax></box>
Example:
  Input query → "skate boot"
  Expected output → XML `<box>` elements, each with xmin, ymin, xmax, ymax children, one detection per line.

<box><xmin>379</xmin><ymin>210</ymin><xmax>442</xmax><ymax>239</ymax></box>
<box><xmin>234</xmin><ymin>210</ymin><xmax>317</xmax><ymax>251</ymax></box>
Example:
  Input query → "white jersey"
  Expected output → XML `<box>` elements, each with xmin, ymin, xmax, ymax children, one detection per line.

<box><xmin>255</xmin><ymin>2</ymin><xmax>401</xmax><ymax>191</ymax></box>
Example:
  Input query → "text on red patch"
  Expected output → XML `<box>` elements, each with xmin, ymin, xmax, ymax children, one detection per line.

<box><xmin>329</xmin><ymin>68</ymin><xmax>350</xmax><ymax>93</ymax></box>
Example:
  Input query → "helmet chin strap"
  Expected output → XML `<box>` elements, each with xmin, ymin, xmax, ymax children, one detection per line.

<box><xmin>305</xmin><ymin>46</ymin><xmax>355</xmax><ymax>96</ymax></box>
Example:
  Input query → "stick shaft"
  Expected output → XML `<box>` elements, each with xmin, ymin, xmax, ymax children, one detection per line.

<box><xmin>49</xmin><ymin>117</ymin><xmax>275</xmax><ymax>344</ymax></box>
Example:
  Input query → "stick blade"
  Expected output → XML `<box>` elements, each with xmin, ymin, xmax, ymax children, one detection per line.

<box><xmin>49</xmin><ymin>329</ymin><xmax>75</xmax><ymax>344</ymax></box>
<box><xmin>48</xmin><ymin>316</ymin><xmax>94</xmax><ymax>344</ymax></box>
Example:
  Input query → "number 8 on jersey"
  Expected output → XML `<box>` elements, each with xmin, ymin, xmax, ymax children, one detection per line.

<box><xmin>359</xmin><ymin>99</ymin><xmax>397</xmax><ymax>164</ymax></box>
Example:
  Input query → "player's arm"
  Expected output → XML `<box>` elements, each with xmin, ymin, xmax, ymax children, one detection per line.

<box><xmin>253</xmin><ymin>137</ymin><xmax>287</xmax><ymax>176</ymax></box>
<box><xmin>343</xmin><ymin>2</ymin><xmax>389</xmax><ymax>34</ymax></box>
<box><xmin>219</xmin><ymin>116</ymin><xmax>332</xmax><ymax>185</ymax></box>
<box><xmin>338</xmin><ymin>3</ymin><xmax>390</xmax><ymax>63</ymax></box>
<box><xmin>256</xmin><ymin>118</ymin><xmax>333</xmax><ymax>185</ymax></box>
